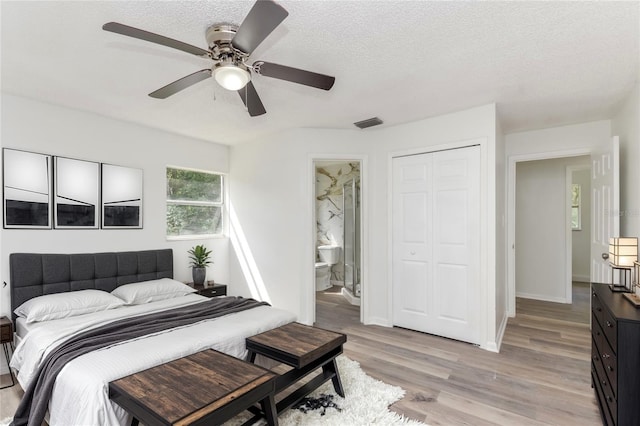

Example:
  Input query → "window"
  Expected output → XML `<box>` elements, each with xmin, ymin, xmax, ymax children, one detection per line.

<box><xmin>571</xmin><ymin>184</ymin><xmax>581</xmax><ymax>231</ymax></box>
<box><xmin>166</xmin><ymin>167</ymin><xmax>224</xmax><ymax>238</ymax></box>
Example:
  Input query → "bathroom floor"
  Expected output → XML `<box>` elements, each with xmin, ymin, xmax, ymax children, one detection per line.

<box><xmin>322</xmin><ymin>284</ymin><xmax>361</xmax><ymax>306</ymax></box>
<box><xmin>320</xmin><ymin>285</ymin><xmax>343</xmax><ymax>295</ymax></box>
<box><xmin>316</xmin><ymin>286</ymin><xmax>360</xmax><ymax>325</ymax></box>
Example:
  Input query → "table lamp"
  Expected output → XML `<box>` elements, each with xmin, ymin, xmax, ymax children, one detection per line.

<box><xmin>609</xmin><ymin>237</ymin><xmax>638</xmax><ymax>292</ymax></box>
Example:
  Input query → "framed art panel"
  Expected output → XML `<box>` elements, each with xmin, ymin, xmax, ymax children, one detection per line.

<box><xmin>3</xmin><ymin>148</ymin><xmax>52</xmax><ymax>229</ymax></box>
<box><xmin>101</xmin><ymin>163</ymin><xmax>143</xmax><ymax>229</ymax></box>
<box><xmin>54</xmin><ymin>157</ymin><xmax>100</xmax><ymax>229</ymax></box>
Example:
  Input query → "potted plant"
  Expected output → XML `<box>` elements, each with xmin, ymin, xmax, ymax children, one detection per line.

<box><xmin>188</xmin><ymin>244</ymin><xmax>212</xmax><ymax>286</ymax></box>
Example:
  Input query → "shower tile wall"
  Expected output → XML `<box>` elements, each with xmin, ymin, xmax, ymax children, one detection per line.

<box><xmin>315</xmin><ymin>162</ymin><xmax>360</xmax><ymax>283</ymax></box>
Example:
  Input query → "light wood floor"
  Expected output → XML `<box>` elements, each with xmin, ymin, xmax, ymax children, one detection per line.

<box><xmin>314</xmin><ymin>283</ymin><xmax>601</xmax><ymax>426</ymax></box>
<box><xmin>0</xmin><ymin>283</ymin><xmax>600</xmax><ymax>425</ymax></box>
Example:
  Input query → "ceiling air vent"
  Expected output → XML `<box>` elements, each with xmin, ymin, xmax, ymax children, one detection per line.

<box><xmin>354</xmin><ymin>117</ymin><xmax>383</xmax><ymax>129</ymax></box>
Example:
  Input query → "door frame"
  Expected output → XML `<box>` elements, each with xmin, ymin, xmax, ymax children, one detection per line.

<box><xmin>305</xmin><ymin>154</ymin><xmax>368</xmax><ymax>325</ymax></box>
<box><xmin>507</xmin><ymin>148</ymin><xmax>591</xmax><ymax>317</ymax></box>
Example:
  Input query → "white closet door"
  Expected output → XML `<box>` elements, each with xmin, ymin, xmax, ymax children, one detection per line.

<box><xmin>392</xmin><ymin>146</ymin><xmax>480</xmax><ymax>344</ymax></box>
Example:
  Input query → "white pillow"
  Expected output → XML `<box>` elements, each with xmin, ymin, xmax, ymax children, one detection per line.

<box><xmin>15</xmin><ymin>289</ymin><xmax>125</xmax><ymax>323</ymax></box>
<box><xmin>111</xmin><ymin>278</ymin><xmax>197</xmax><ymax>305</ymax></box>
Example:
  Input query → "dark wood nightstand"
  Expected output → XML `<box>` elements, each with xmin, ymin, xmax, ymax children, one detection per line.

<box><xmin>1</xmin><ymin>316</ymin><xmax>16</xmax><ymax>388</ymax></box>
<box><xmin>191</xmin><ymin>282</ymin><xmax>227</xmax><ymax>298</ymax></box>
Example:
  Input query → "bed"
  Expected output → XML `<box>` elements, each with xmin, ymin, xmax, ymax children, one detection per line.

<box><xmin>9</xmin><ymin>249</ymin><xmax>296</xmax><ymax>426</ymax></box>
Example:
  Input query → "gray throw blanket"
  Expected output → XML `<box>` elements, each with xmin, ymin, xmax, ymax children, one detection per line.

<box><xmin>11</xmin><ymin>296</ymin><xmax>269</xmax><ymax>426</ymax></box>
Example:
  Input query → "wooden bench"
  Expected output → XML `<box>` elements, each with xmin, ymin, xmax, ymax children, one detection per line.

<box><xmin>246</xmin><ymin>322</ymin><xmax>347</xmax><ymax>414</ymax></box>
<box><xmin>109</xmin><ymin>349</ymin><xmax>278</xmax><ymax>426</ymax></box>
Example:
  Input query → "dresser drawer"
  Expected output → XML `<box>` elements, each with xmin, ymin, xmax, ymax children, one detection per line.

<box><xmin>0</xmin><ymin>328</ymin><xmax>11</xmax><ymax>343</ymax></box>
<box><xmin>593</xmin><ymin>371</ymin><xmax>615</xmax><ymax>426</ymax></box>
<box><xmin>601</xmin><ymin>307</ymin><xmax>618</xmax><ymax>351</ymax></box>
<box><xmin>592</xmin><ymin>312</ymin><xmax>605</xmax><ymax>344</ymax></box>
<box><xmin>593</xmin><ymin>338</ymin><xmax>609</xmax><ymax>393</ymax></box>
<box><xmin>593</xmin><ymin>346</ymin><xmax>617</xmax><ymax>425</ymax></box>
<box><xmin>601</xmin><ymin>347</ymin><xmax>617</xmax><ymax>399</ymax></box>
<box><xmin>197</xmin><ymin>285</ymin><xmax>227</xmax><ymax>298</ymax></box>
<box><xmin>592</xmin><ymin>290</ymin><xmax>605</xmax><ymax>325</ymax></box>
<box><xmin>593</xmin><ymin>313</ymin><xmax>618</xmax><ymax>398</ymax></box>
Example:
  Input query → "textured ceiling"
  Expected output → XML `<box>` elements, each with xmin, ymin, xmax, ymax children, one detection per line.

<box><xmin>1</xmin><ymin>1</ymin><xmax>638</xmax><ymax>145</ymax></box>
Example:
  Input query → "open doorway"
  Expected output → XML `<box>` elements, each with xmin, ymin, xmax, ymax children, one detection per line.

<box><xmin>514</xmin><ymin>156</ymin><xmax>590</xmax><ymax>305</ymax></box>
<box><xmin>569</xmin><ymin>165</ymin><xmax>592</xmax><ymax>285</ymax></box>
<box><xmin>312</xmin><ymin>159</ymin><xmax>363</xmax><ymax>325</ymax></box>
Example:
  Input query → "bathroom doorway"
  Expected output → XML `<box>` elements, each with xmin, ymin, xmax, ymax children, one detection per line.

<box><xmin>313</xmin><ymin>159</ymin><xmax>363</xmax><ymax>321</ymax></box>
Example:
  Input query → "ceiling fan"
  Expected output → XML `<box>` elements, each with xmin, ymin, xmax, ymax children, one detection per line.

<box><xmin>103</xmin><ymin>0</ymin><xmax>335</xmax><ymax>117</ymax></box>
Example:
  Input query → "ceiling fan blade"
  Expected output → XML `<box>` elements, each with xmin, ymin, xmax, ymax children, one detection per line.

<box><xmin>231</xmin><ymin>0</ymin><xmax>288</xmax><ymax>54</ymax></box>
<box><xmin>149</xmin><ymin>69</ymin><xmax>212</xmax><ymax>99</ymax></box>
<box><xmin>103</xmin><ymin>22</ymin><xmax>210</xmax><ymax>57</ymax></box>
<box><xmin>238</xmin><ymin>81</ymin><xmax>266</xmax><ymax>116</ymax></box>
<box><xmin>254</xmin><ymin>61</ymin><xmax>335</xmax><ymax>90</ymax></box>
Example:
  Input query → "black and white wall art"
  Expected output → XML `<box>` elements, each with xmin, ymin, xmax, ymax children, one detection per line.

<box><xmin>3</xmin><ymin>148</ymin><xmax>52</xmax><ymax>229</ymax></box>
<box><xmin>54</xmin><ymin>157</ymin><xmax>100</xmax><ymax>228</ymax></box>
<box><xmin>101</xmin><ymin>163</ymin><xmax>143</xmax><ymax>228</ymax></box>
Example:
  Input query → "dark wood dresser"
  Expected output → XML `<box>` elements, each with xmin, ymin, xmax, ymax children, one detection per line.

<box><xmin>591</xmin><ymin>283</ymin><xmax>640</xmax><ymax>426</ymax></box>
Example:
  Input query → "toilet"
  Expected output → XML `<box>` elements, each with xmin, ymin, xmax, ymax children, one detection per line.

<box><xmin>315</xmin><ymin>262</ymin><xmax>331</xmax><ymax>291</ymax></box>
<box><xmin>315</xmin><ymin>245</ymin><xmax>341</xmax><ymax>291</ymax></box>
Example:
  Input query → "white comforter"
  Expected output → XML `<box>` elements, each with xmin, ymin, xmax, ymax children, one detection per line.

<box><xmin>11</xmin><ymin>294</ymin><xmax>296</xmax><ymax>426</ymax></box>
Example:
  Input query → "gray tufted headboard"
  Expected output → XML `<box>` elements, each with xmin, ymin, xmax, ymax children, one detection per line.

<box><xmin>10</xmin><ymin>249</ymin><xmax>173</xmax><ymax>321</ymax></box>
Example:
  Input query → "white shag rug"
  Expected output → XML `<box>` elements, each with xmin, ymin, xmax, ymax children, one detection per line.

<box><xmin>0</xmin><ymin>356</ymin><xmax>427</xmax><ymax>426</ymax></box>
<box><xmin>227</xmin><ymin>355</ymin><xmax>427</xmax><ymax>426</ymax></box>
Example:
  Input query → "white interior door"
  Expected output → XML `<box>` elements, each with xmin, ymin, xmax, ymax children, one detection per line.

<box><xmin>392</xmin><ymin>146</ymin><xmax>480</xmax><ymax>344</ymax></box>
<box><xmin>591</xmin><ymin>136</ymin><xmax>620</xmax><ymax>283</ymax></box>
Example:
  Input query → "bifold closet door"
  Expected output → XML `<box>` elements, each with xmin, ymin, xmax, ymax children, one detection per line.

<box><xmin>392</xmin><ymin>145</ymin><xmax>480</xmax><ymax>345</ymax></box>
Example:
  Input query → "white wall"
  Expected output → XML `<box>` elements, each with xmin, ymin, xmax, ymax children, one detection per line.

<box><xmin>572</xmin><ymin>168</ymin><xmax>591</xmax><ymax>282</ymax></box>
<box><xmin>515</xmin><ymin>156</ymin><xmax>589</xmax><ymax>302</ymax></box>
<box><xmin>611</xmin><ymin>83</ymin><xmax>640</xmax><ymax>238</ymax></box>
<box><xmin>495</xmin><ymin>116</ymin><xmax>508</xmax><ymax>346</ymax></box>
<box><xmin>230</xmin><ymin>103</ymin><xmax>502</xmax><ymax>351</ymax></box>
<box><xmin>229</xmin><ymin>128</ymin><xmax>371</xmax><ymax>322</ymax></box>
<box><xmin>0</xmin><ymin>95</ymin><xmax>231</xmax><ymax>318</ymax></box>
<box><xmin>506</xmin><ymin>120</ymin><xmax>612</xmax><ymax>157</ymax></box>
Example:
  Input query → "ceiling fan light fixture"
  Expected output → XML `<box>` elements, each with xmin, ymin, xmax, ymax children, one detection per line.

<box><xmin>213</xmin><ymin>63</ymin><xmax>250</xmax><ymax>91</ymax></box>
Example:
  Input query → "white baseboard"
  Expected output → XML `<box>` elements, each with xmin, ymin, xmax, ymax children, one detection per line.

<box><xmin>340</xmin><ymin>288</ymin><xmax>361</xmax><ymax>306</ymax></box>
<box><xmin>364</xmin><ymin>316</ymin><xmax>392</xmax><ymax>327</ymax></box>
<box><xmin>493</xmin><ymin>312</ymin><xmax>509</xmax><ymax>353</ymax></box>
<box><xmin>516</xmin><ymin>291</ymin><xmax>569</xmax><ymax>304</ymax></box>
<box><xmin>481</xmin><ymin>341</ymin><xmax>500</xmax><ymax>353</ymax></box>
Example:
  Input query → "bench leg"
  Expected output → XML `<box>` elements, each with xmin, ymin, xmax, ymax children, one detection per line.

<box><xmin>248</xmin><ymin>350</ymin><xmax>257</xmax><ymax>363</ymax></box>
<box><xmin>260</xmin><ymin>393</ymin><xmax>278</xmax><ymax>426</ymax></box>
<box><xmin>323</xmin><ymin>358</ymin><xmax>344</xmax><ymax>397</ymax></box>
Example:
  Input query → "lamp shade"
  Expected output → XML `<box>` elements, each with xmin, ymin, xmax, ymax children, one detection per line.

<box><xmin>213</xmin><ymin>63</ymin><xmax>250</xmax><ymax>91</ymax></box>
<box><xmin>609</xmin><ymin>237</ymin><xmax>638</xmax><ymax>267</ymax></box>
